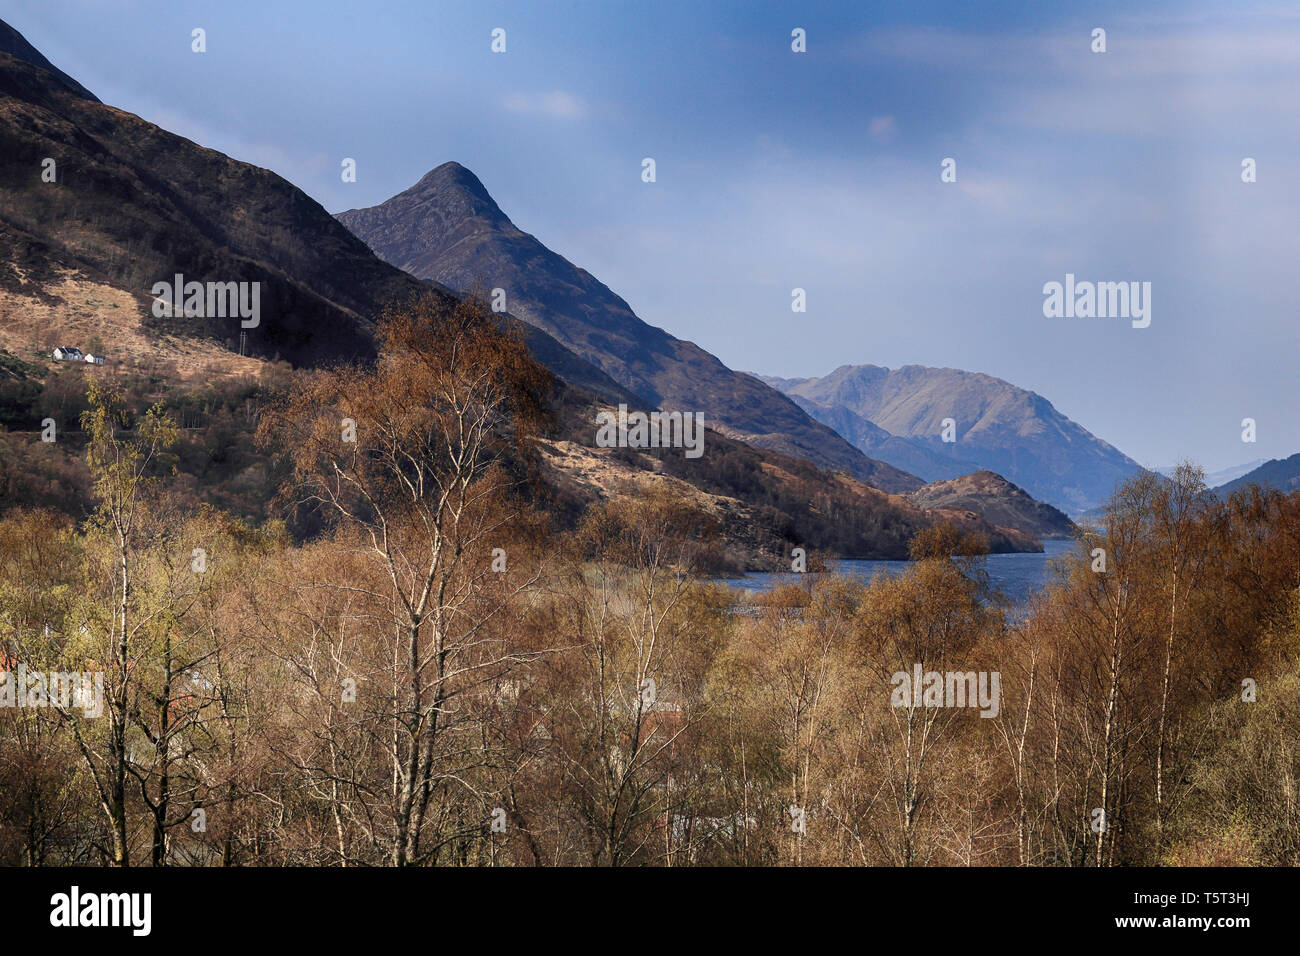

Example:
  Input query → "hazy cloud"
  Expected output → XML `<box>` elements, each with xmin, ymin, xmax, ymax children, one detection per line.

<box><xmin>502</xmin><ymin>90</ymin><xmax>586</xmax><ymax>120</ymax></box>
<box><xmin>868</xmin><ymin>115</ymin><xmax>898</xmax><ymax>141</ymax></box>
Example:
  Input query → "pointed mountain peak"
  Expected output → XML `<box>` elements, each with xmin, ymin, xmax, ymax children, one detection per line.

<box><xmin>0</xmin><ymin>19</ymin><xmax>100</xmax><ymax>102</ymax></box>
<box><xmin>398</xmin><ymin>161</ymin><xmax>511</xmax><ymax>225</ymax></box>
<box><xmin>415</xmin><ymin>161</ymin><xmax>487</xmax><ymax>193</ymax></box>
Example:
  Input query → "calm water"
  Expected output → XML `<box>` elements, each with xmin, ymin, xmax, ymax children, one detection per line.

<box><xmin>719</xmin><ymin>539</ymin><xmax>1078</xmax><ymax>609</ymax></box>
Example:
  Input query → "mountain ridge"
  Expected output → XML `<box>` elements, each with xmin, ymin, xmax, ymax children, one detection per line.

<box><xmin>0</xmin><ymin>19</ymin><xmax>98</xmax><ymax>102</ymax></box>
<box><xmin>336</xmin><ymin>163</ymin><xmax>924</xmax><ymax>493</ymax></box>
<box><xmin>761</xmin><ymin>363</ymin><xmax>1142</xmax><ymax>513</ymax></box>
<box><xmin>1216</xmin><ymin>453</ymin><xmax>1300</xmax><ymax>497</ymax></box>
<box><xmin>0</xmin><ymin>22</ymin><xmax>1061</xmax><ymax>562</ymax></box>
<box><xmin>0</xmin><ymin>39</ymin><xmax>636</xmax><ymax>405</ymax></box>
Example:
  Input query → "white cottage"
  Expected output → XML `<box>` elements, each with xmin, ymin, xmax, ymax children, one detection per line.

<box><xmin>52</xmin><ymin>346</ymin><xmax>83</xmax><ymax>361</ymax></box>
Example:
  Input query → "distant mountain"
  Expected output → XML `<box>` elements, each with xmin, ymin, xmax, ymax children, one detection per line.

<box><xmin>761</xmin><ymin>365</ymin><xmax>1141</xmax><ymax>513</ymax></box>
<box><xmin>777</xmin><ymin>389</ymin><xmax>981</xmax><ymax>483</ymax></box>
<box><xmin>1156</xmin><ymin>459</ymin><xmax>1266</xmax><ymax>488</ymax></box>
<box><xmin>905</xmin><ymin>470</ymin><xmax>1077</xmax><ymax>541</ymax></box>
<box><xmin>1216</xmin><ymin>454</ymin><xmax>1300</xmax><ymax>497</ymax></box>
<box><xmin>0</xmin><ymin>21</ymin><xmax>631</xmax><ymax>403</ymax></box>
<box><xmin>336</xmin><ymin>164</ymin><xmax>921</xmax><ymax>492</ymax></box>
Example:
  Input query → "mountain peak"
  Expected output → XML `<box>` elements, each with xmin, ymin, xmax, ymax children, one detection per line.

<box><xmin>337</xmin><ymin>170</ymin><xmax>926</xmax><ymax>493</ymax></box>
<box><xmin>399</xmin><ymin>161</ymin><xmax>511</xmax><ymax>225</ymax></box>
<box><xmin>767</xmin><ymin>364</ymin><xmax>1141</xmax><ymax>512</ymax></box>
<box><xmin>0</xmin><ymin>19</ymin><xmax>99</xmax><ymax>102</ymax></box>
<box><xmin>414</xmin><ymin>160</ymin><xmax>486</xmax><ymax>192</ymax></box>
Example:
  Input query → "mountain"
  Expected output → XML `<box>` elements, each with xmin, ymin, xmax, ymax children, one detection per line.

<box><xmin>0</xmin><ymin>21</ymin><xmax>632</xmax><ymax>403</ymax></box>
<box><xmin>0</xmin><ymin>20</ymin><xmax>98</xmax><ymax>102</ymax></box>
<box><xmin>761</xmin><ymin>364</ymin><xmax>1141</xmax><ymax>513</ymax></box>
<box><xmin>778</xmin><ymin>389</ymin><xmax>980</xmax><ymax>482</ymax></box>
<box><xmin>335</xmin><ymin>163</ymin><xmax>921</xmax><ymax>493</ymax></box>
<box><xmin>1216</xmin><ymin>453</ymin><xmax>1300</xmax><ymax>497</ymax></box>
<box><xmin>1157</xmin><ymin>459</ymin><xmax>1266</xmax><ymax>488</ymax></box>
<box><xmin>542</xmin><ymin>391</ymin><xmax>1042</xmax><ymax>566</ymax></box>
<box><xmin>905</xmin><ymin>470</ymin><xmax>1077</xmax><ymax>541</ymax></box>
<box><xmin>0</xmin><ymin>21</ymin><xmax>1044</xmax><ymax>564</ymax></box>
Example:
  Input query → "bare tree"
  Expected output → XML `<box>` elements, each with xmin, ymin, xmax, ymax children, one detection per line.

<box><xmin>261</xmin><ymin>293</ymin><xmax>553</xmax><ymax>865</ymax></box>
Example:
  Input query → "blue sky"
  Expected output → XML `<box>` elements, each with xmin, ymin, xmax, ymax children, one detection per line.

<box><xmin>11</xmin><ymin>0</ymin><xmax>1300</xmax><ymax>472</ymax></box>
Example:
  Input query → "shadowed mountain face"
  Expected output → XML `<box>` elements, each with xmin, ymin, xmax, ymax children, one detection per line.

<box><xmin>779</xmin><ymin>390</ymin><xmax>981</xmax><ymax>483</ymax></box>
<box><xmin>763</xmin><ymin>364</ymin><xmax>1141</xmax><ymax>514</ymax></box>
<box><xmin>336</xmin><ymin>163</ymin><xmax>922</xmax><ymax>492</ymax></box>
<box><xmin>0</xmin><ymin>20</ymin><xmax>98</xmax><ymax>102</ymax></box>
<box><xmin>0</xmin><ymin>24</ymin><xmax>633</xmax><ymax>402</ymax></box>
<box><xmin>1216</xmin><ymin>453</ymin><xmax>1300</xmax><ymax>497</ymax></box>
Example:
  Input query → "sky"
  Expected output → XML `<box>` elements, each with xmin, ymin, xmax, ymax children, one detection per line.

<box><xmin>9</xmin><ymin>0</ymin><xmax>1300</xmax><ymax>472</ymax></box>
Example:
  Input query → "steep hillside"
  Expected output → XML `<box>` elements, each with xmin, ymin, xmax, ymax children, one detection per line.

<box><xmin>336</xmin><ymin>163</ymin><xmax>921</xmax><ymax>492</ymax></box>
<box><xmin>0</xmin><ymin>29</ymin><xmax>631</xmax><ymax>403</ymax></box>
<box><xmin>0</xmin><ymin>19</ymin><xmax>98</xmax><ymax>101</ymax></box>
<box><xmin>0</xmin><ymin>21</ymin><xmax>1046</xmax><ymax>565</ymax></box>
<box><xmin>779</xmin><ymin>388</ymin><xmax>979</xmax><ymax>482</ymax></box>
<box><xmin>545</xmin><ymin>389</ymin><xmax>1041</xmax><ymax>562</ymax></box>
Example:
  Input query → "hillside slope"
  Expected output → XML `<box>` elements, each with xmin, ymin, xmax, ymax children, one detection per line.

<box><xmin>0</xmin><ymin>27</ymin><xmax>631</xmax><ymax>404</ymax></box>
<box><xmin>0</xmin><ymin>21</ymin><xmax>1047</xmax><ymax>563</ymax></box>
<box><xmin>336</xmin><ymin>163</ymin><xmax>921</xmax><ymax>492</ymax></box>
<box><xmin>0</xmin><ymin>19</ymin><xmax>98</xmax><ymax>101</ymax></box>
<box><xmin>905</xmin><ymin>470</ymin><xmax>1077</xmax><ymax>540</ymax></box>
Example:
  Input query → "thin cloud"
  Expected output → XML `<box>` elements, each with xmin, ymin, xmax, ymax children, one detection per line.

<box><xmin>868</xmin><ymin>115</ymin><xmax>898</xmax><ymax>141</ymax></box>
<box><xmin>502</xmin><ymin>90</ymin><xmax>586</xmax><ymax>120</ymax></box>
